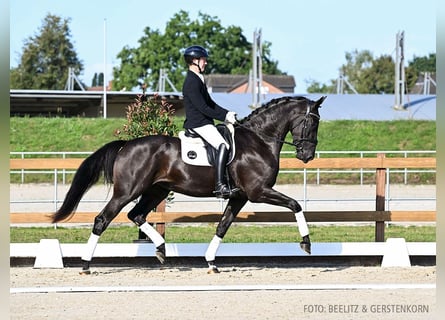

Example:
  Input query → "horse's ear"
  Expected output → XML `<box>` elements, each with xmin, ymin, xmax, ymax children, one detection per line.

<box><xmin>315</xmin><ymin>96</ymin><xmax>327</xmax><ymax>107</ymax></box>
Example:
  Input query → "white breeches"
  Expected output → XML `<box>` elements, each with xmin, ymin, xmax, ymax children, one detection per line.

<box><xmin>191</xmin><ymin>124</ymin><xmax>229</xmax><ymax>150</ymax></box>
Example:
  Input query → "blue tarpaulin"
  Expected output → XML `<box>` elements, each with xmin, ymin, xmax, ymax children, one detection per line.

<box><xmin>210</xmin><ymin>93</ymin><xmax>436</xmax><ymax>121</ymax></box>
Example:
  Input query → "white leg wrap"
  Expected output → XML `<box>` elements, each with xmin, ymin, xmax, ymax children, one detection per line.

<box><xmin>205</xmin><ymin>235</ymin><xmax>222</xmax><ymax>262</ymax></box>
<box><xmin>295</xmin><ymin>211</ymin><xmax>309</xmax><ymax>237</ymax></box>
<box><xmin>139</xmin><ymin>222</ymin><xmax>165</xmax><ymax>247</ymax></box>
<box><xmin>82</xmin><ymin>233</ymin><xmax>100</xmax><ymax>261</ymax></box>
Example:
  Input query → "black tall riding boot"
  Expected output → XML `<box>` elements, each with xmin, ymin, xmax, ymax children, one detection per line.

<box><xmin>214</xmin><ymin>144</ymin><xmax>239</xmax><ymax>199</ymax></box>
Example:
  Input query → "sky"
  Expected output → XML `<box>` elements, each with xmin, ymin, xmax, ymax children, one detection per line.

<box><xmin>9</xmin><ymin>0</ymin><xmax>436</xmax><ymax>93</ymax></box>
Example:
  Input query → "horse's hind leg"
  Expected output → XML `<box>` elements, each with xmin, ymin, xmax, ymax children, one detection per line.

<box><xmin>127</xmin><ymin>186</ymin><xmax>170</xmax><ymax>264</ymax></box>
<box><xmin>80</xmin><ymin>195</ymin><xmax>132</xmax><ymax>274</ymax></box>
<box><xmin>205</xmin><ymin>198</ymin><xmax>247</xmax><ymax>274</ymax></box>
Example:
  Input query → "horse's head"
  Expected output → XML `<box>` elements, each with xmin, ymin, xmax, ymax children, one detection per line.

<box><xmin>290</xmin><ymin>96</ymin><xmax>326</xmax><ymax>163</ymax></box>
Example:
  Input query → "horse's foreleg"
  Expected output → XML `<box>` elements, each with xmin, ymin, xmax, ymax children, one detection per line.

<box><xmin>249</xmin><ymin>188</ymin><xmax>311</xmax><ymax>254</ymax></box>
<box><xmin>138</xmin><ymin>221</ymin><xmax>166</xmax><ymax>263</ymax></box>
<box><xmin>295</xmin><ymin>211</ymin><xmax>311</xmax><ymax>254</ymax></box>
<box><xmin>205</xmin><ymin>235</ymin><xmax>223</xmax><ymax>273</ymax></box>
<box><xmin>205</xmin><ymin>198</ymin><xmax>247</xmax><ymax>274</ymax></box>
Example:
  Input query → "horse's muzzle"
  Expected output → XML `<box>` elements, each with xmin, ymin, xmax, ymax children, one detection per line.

<box><xmin>302</xmin><ymin>155</ymin><xmax>314</xmax><ymax>164</ymax></box>
<box><xmin>296</xmin><ymin>152</ymin><xmax>314</xmax><ymax>164</ymax></box>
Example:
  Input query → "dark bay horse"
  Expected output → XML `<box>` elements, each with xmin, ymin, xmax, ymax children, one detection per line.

<box><xmin>52</xmin><ymin>96</ymin><xmax>326</xmax><ymax>274</ymax></box>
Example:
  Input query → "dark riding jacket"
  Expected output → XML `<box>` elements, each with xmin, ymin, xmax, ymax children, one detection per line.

<box><xmin>182</xmin><ymin>70</ymin><xmax>228</xmax><ymax>129</ymax></box>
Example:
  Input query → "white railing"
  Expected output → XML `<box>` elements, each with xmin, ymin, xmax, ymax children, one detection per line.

<box><xmin>9</xmin><ymin>151</ymin><xmax>436</xmax><ymax>214</ymax></box>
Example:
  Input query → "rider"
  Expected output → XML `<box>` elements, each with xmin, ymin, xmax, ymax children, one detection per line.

<box><xmin>182</xmin><ymin>45</ymin><xmax>239</xmax><ymax>199</ymax></box>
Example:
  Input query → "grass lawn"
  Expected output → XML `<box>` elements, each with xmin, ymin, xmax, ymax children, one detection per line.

<box><xmin>10</xmin><ymin>224</ymin><xmax>435</xmax><ymax>243</ymax></box>
<box><xmin>10</xmin><ymin>117</ymin><xmax>436</xmax><ymax>184</ymax></box>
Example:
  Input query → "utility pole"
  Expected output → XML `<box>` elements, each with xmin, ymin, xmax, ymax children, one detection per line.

<box><xmin>157</xmin><ymin>69</ymin><xmax>178</xmax><ymax>92</ymax></box>
<box><xmin>423</xmin><ymin>72</ymin><xmax>436</xmax><ymax>95</ymax></box>
<box><xmin>423</xmin><ymin>72</ymin><xmax>430</xmax><ymax>95</ymax></box>
<box><xmin>394</xmin><ymin>31</ymin><xmax>405</xmax><ymax>110</ymax></box>
<box><xmin>336</xmin><ymin>73</ymin><xmax>344</xmax><ymax>94</ymax></box>
<box><xmin>251</xmin><ymin>28</ymin><xmax>262</xmax><ymax>108</ymax></box>
<box><xmin>103</xmin><ymin>18</ymin><xmax>107</xmax><ymax>119</ymax></box>
<box><xmin>64</xmin><ymin>67</ymin><xmax>85</xmax><ymax>91</ymax></box>
<box><xmin>336</xmin><ymin>72</ymin><xmax>358</xmax><ymax>94</ymax></box>
<box><xmin>158</xmin><ymin>69</ymin><xmax>166</xmax><ymax>92</ymax></box>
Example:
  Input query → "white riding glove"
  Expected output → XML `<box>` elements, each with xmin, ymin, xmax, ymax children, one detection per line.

<box><xmin>225</xmin><ymin>111</ymin><xmax>238</xmax><ymax>124</ymax></box>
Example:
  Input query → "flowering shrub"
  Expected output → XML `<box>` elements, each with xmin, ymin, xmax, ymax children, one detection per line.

<box><xmin>116</xmin><ymin>86</ymin><xmax>177</xmax><ymax>139</ymax></box>
<box><xmin>115</xmin><ymin>85</ymin><xmax>177</xmax><ymax>210</ymax></box>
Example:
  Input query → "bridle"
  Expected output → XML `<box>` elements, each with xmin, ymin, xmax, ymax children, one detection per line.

<box><xmin>236</xmin><ymin>102</ymin><xmax>320</xmax><ymax>149</ymax></box>
<box><xmin>280</xmin><ymin>104</ymin><xmax>320</xmax><ymax>149</ymax></box>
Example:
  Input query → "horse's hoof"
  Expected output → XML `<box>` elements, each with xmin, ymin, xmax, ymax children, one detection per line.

<box><xmin>79</xmin><ymin>269</ymin><xmax>91</xmax><ymax>275</ymax></box>
<box><xmin>156</xmin><ymin>250</ymin><xmax>166</xmax><ymax>264</ymax></box>
<box><xmin>155</xmin><ymin>243</ymin><xmax>166</xmax><ymax>264</ymax></box>
<box><xmin>300</xmin><ymin>241</ymin><xmax>311</xmax><ymax>255</ymax></box>
<box><xmin>207</xmin><ymin>267</ymin><xmax>220</xmax><ymax>274</ymax></box>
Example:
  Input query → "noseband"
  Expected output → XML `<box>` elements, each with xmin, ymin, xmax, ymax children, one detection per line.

<box><xmin>283</xmin><ymin>104</ymin><xmax>320</xmax><ymax>149</ymax></box>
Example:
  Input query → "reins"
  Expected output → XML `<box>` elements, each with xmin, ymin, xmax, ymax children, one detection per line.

<box><xmin>292</xmin><ymin>104</ymin><xmax>320</xmax><ymax>146</ymax></box>
<box><xmin>237</xmin><ymin>103</ymin><xmax>320</xmax><ymax>148</ymax></box>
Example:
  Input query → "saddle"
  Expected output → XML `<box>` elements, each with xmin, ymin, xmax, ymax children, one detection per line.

<box><xmin>178</xmin><ymin>124</ymin><xmax>235</xmax><ymax>167</ymax></box>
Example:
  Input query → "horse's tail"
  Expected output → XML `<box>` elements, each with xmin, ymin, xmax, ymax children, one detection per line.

<box><xmin>51</xmin><ymin>140</ymin><xmax>127</xmax><ymax>223</ymax></box>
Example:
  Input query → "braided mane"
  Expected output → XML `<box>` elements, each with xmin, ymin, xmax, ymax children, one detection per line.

<box><xmin>238</xmin><ymin>96</ymin><xmax>309</xmax><ymax>125</ymax></box>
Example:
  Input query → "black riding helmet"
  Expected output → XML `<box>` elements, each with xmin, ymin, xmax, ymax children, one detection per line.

<box><xmin>183</xmin><ymin>45</ymin><xmax>209</xmax><ymax>65</ymax></box>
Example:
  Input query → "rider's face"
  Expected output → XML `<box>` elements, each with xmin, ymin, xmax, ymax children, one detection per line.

<box><xmin>196</xmin><ymin>57</ymin><xmax>207</xmax><ymax>71</ymax></box>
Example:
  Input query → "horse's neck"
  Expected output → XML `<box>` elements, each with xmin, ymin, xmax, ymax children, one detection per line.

<box><xmin>242</xmin><ymin>112</ymin><xmax>290</xmax><ymax>157</ymax></box>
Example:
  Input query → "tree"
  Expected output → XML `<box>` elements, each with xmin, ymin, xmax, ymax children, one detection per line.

<box><xmin>404</xmin><ymin>53</ymin><xmax>436</xmax><ymax>92</ymax></box>
<box><xmin>10</xmin><ymin>13</ymin><xmax>83</xmax><ymax>90</ymax></box>
<box><xmin>91</xmin><ymin>72</ymin><xmax>104</xmax><ymax>87</ymax></box>
<box><xmin>358</xmin><ymin>55</ymin><xmax>394</xmax><ymax>94</ymax></box>
<box><xmin>339</xmin><ymin>49</ymin><xmax>373</xmax><ymax>93</ymax></box>
<box><xmin>408</xmin><ymin>53</ymin><xmax>436</xmax><ymax>74</ymax></box>
<box><xmin>98</xmin><ymin>73</ymin><xmax>104</xmax><ymax>87</ymax></box>
<box><xmin>305</xmin><ymin>79</ymin><xmax>335</xmax><ymax>93</ymax></box>
<box><xmin>112</xmin><ymin>10</ymin><xmax>283</xmax><ymax>91</ymax></box>
<box><xmin>306</xmin><ymin>50</ymin><xmax>435</xmax><ymax>94</ymax></box>
<box><xmin>306</xmin><ymin>49</ymin><xmax>374</xmax><ymax>94</ymax></box>
<box><xmin>91</xmin><ymin>73</ymin><xmax>98</xmax><ymax>87</ymax></box>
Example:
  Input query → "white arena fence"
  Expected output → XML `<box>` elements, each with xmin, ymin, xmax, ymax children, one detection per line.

<box><xmin>10</xmin><ymin>150</ymin><xmax>436</xmax><ymax>213</ymax></box>
<box><xmin>10</xmin><ymin>150</ymin><xmax>436</xmax><ymax>268</ymax></box>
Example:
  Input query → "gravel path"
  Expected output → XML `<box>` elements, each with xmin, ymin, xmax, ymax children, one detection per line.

<box><xmin>10</xmin><ymin>184</ymin><xmax>436</xmax><ymax>319</ymax></box>
<box><xmin>10</xmin><ymin>183</ymin><xmax>436</xmax><ymax>214</ymax></box>
<box><xmin>10</xmin><ymin>265</ymin><xmax>436</xmax><ymax>319</ymax></box>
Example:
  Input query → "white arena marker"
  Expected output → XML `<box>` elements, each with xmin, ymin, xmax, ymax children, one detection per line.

<box><xmin>33</xmin><ymin>239</ymin><xmax>64</xmax><ymax>269</ymax></box>
<box><xmin>10</xmin><ymin>283</ymin><xmax>435</xmax><ymax>294</ymax></box>
<box><xmin>381</xmin><ymin>238</ymin><xmax>411</xmax><ymax>267</ymax></box>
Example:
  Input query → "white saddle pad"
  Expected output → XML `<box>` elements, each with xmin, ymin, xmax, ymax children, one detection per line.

<box><xmin>179</xmin><ymin>124</ymin><xmax>235</xmax><ymax>166</ymax></box>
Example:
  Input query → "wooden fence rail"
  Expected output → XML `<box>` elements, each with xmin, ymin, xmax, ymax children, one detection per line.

<box><xmin>9</xmin><ymin>156</ymin><xmax>437</xmax><ymax>170</ymax></box>
<box><xmin>10</xmin><ymin>156</ymin><xmax>436</xmax><ymax>242</ymax></box>
<box><xmin>10</xmin><ymin>210</ymin><xmax>436</xmax><ymax>224</ymax></box>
